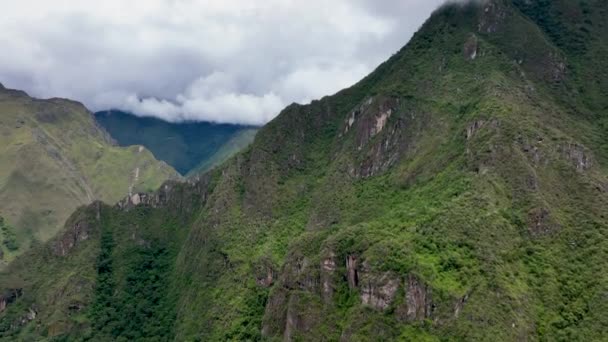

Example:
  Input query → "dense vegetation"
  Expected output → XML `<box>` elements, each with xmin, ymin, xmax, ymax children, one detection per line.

<box><xmin>0</xmin><ymin>0</ymin><xmax>607</xmax><ymax>341</ymax></box>
<box><xmin>0</xmin><ymin>217</ymin><xmax>19</xmax><ymax>257</ymax></box>
<box><xmin>513</xmin><ymin>0</ymin><xmax>591</xmax><ymax>54</ymax></box>
<box><xmin>95</xmin><ymin>110</ymin><xmax>257</xmax><ymax>175</ymax></box>
<box><xmin>0</xmin><ymin>89</ymin><xmax>177</xmax><ymax>264</ymax></box>
<box><xmin>90</xmin><ymin>211</ymin><xmax>177</xmax><ymax>341</ymax></box>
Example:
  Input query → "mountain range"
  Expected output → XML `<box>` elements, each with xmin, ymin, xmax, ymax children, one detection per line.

<box><xmin>0</xmin><ymin>85</ymin><xmax>177</xmax><ymax>264</ymax></box>
<box><xmin>1</xmin><ymin>0</ymin><xmax>607</xmax><ymax>340</ymax></box>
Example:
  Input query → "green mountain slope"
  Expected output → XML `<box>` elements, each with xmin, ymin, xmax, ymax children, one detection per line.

<box><xmin>1</xmin><ymin>0</ymin><xmax>607</xmax><ymax>340</ymax></box>
<box><xmin>186</xmin><ymin>128</ymin><xmax>258</xmax><ymax>177</ymax></box>
<box><xmin>94</xmin><ymin>110</ymin><xmax>257</xmax><ymax>175</ymax></box>
<box><xmin>0</xmin><ymin>87</ymin><xmax>178</xmax><ymax>263</ymax></box>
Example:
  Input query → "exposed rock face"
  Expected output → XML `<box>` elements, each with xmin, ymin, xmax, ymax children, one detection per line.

<box><xmin>358</xmin><ymin>265</ymin><xmax>400</xmax><ymax>311</ymax></box>
<box><xmin>283</xmin><ymin>296</ymin><xmax>299</xmax><ymax>341</ymax></box>
<box><xmin>271</xmin><ymin>255</ymin><xmax>320</xmax><ymax>294</ymax></box>
<box><xmin>342</xmin><ymin>97</ymin><xmax>373</xmax><ymax>136</ymax></box>
<box><xmin>50</xmin><ymin>202</ymin><xmax>104</xmax><ymax>257</ymax></box>
<box><xmin>397</xmin><ymin>274</ymin><xmax>433</xmax><ymax>322</ymax></box>
<box><xmin>345</xmin><ymin>97</ymin><xmax>424</xmax><ymax>179</ymax></box>
<box><xmin>346</xmin><ymin>255</ymin><xmax>358</xmax><ymax>289</ymax></box>
<box><xmin>25</xmin><ymin>307</ymin><xmax>36</xmax><ymax>321</ymax></box>
<box><xmin>256</xmin><ymin>268</ymin><xmax>275</xmax><ymax>288</ymax></box>
<box><xmin>120</xmin><ymin>191</ymin><xmax>159</xmax><ymax>209</ymax></box>
<box><xmin>454</xmin><ymin>294</ymin><xmax>469</xmax><ymax>318</ymax></box>
<box><xmin>119</xmin><ymin>183</ymin><xmax>171</xmax><ymax>209</ymax></box>
<box><xmin>373</xmin><ymin>109</ymin><xmax>393</xmax><ymax>138</ymax></box>
<box><xmin>130</xmin><ymin>193</ymin><xmax>142</xmax><ymax>206</ymax></box>
<box><xmin>13</xmin><ymin>306</ymin><xmax>38</xmax><ymax>329</ymax></box>
<box><xmin>117</xmin><ymin>177</ymin><xmax>211</xmax><ymax>215</ymax></box>
<box><xmin>263</xmin><ymin>246</ymin><xmax>447</xmax><ymax>340</ymax></box>
<box><xmin>561</xmin><ymin>143</ymin><xmax>592</xmax><ymax>171</ymax></box>
<box><xmin>283</xmin><ymin>294</ymin><xmax>320</xmax><ymax>342</ymax></box>
<box><xmin>356</xmin><ymin>122</ymin><xmax>405</xmax><ymax>178</ymax></box>
<box><xmin>320</xmin><ymin>252</ymin><xmax>337</xmax><ymax>301</ymax></box>
<box><xmin>466</xmin><ymin>120</ymin><xmax>485</xmax><ymax>140</ymax></box>
<box><xmin>521</xmin><ymin>139</ymin><xmax>544</xmax><ymax>166</ymax></box>
<box><xmin>0</xmin><ymin>303</ymin><xmax>38</xmax><ymax>334</ymax></box>
<box><xmin>0</xmin><ymin>289</ymin><xmax>22</xmax><ymax>312</ymax></box>
<box><xmin>261</xmin><ymin>288</ymin><xmax>288</xmax><ymax>338</ymax></box>
<box><xmin>353</xmin><ymin>98</ymin><xmax>399</xmax><ymax>150</ymax></box>
<box><xmin>548</xmin><ymin>52</ymin><xmax>567</xmax><ymax>83</ymax></box>
<box><xmin>52</xmin><ymin>219</ymin><xmax>91</xmax><ymax>257</ymax></box>
<box><xmin>341</xmin><ymin>95</ymin><xmax>436</xmax><ymax>179</ymax></box>
<box><xmin>261</xmin><ymin>254</ymin><xmax>324</xmax><ymax>340</ymax></box>
<box><xmin>0</xmin><ymin>289</ymin><xmax>37</xmax><ymax>332</ymax></box>
<box><xmin>464</xmin><ymin>119</ymin><xmax>502</xmax><ymax>174</ymax></box>
<box><xmin>478</xmin><ymin>0</ymin><xmax>507</xmax><ymax>34</ymax></box>
<box><xmin>255</xmin><ymin>259</ymin><xmax>276</xmax><ymax>288</ymax></box>
<box><xmin>464</xmin><ymin>34</ymin><xmax>479</xmax><ymax>61</ymax></box>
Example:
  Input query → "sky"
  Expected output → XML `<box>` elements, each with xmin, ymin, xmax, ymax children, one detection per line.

<box><xmin>1</xmin><ymin>0</ymin><xmax>446</xmax><ymax>125</ymax></box>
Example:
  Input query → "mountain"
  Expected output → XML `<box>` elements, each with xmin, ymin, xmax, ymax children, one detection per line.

<box><xmin>186</xmin><ymin>128</ymin><xmax>258</xmax><ymax>177</ymax></box>
<box><xmin>0</xmin><ymin>86</ymin><xmax>178</xmax><ymax>264</ymax></box>
<box><xmin>1</xmin><ymin>0</ymin><xmax>607</xmax><ymax>340</ymax></box>
<box><xmin>94</xmin><ymin>110</ymin><xmax>258</xmax><ymax>175</ymax></box>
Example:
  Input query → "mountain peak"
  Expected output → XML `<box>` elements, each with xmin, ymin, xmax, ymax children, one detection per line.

<box><xmin>1</xmin><ymin>1</ymin><xmax>607</xmax><ymax>341</ymax></box>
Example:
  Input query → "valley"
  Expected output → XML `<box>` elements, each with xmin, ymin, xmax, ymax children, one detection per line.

<box><xmin>95</xmin><ymin>110</ymin><xmax>257</xmax><ymax>176</ymax></box>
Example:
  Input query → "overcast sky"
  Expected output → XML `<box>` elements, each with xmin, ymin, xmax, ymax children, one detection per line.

<box><xmin>1</xmin><ymin>0</ymin><xmax>446</xmax><ymax>125</ymax></box>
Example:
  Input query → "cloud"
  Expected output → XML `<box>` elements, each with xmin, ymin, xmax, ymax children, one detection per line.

<box><xmin>112</xmin><ymin>72</ymin><xmax>284</xmax><ymax>125</ymax></box>
<box><xmin>0</xmin><ymin>0</ymin><xmax>445</xmax><ymax>125</ymax></box>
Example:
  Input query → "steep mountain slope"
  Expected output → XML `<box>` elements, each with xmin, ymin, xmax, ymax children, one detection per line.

<box><xmin>1</xmin><ymin>0</ymin><xmax>607</xmax><ymax>340</ymax></box>
<box><xmin>186</xmin><ymin>128</ymin><xmax>258</xmax><ymax>177</ymax></box>
<box><xmin>95</xmin><ymin>110</ymin><xmax>257</xmax><ymax>175</ymax></box>
<box><xmin>0</xmin><ymin>87</ymin><xmax>178</xmax><ymax>263</ymax></box>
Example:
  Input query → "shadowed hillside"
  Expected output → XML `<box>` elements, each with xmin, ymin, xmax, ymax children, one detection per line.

<box><xmin>95</xmin><ymin>110</ymin><xmax>257</xmax><ymax>175</ymax></box>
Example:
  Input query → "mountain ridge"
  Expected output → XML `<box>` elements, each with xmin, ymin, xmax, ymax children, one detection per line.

<box><xmin>95</xmin><ymin>110</ymin><xmax>258</xmax><ymax>175</ymax></box>
<box><xmin>0</xmin><ymin>0</ymin><xmax>607</xmax><ymax>340</ymax></box>
<box><xmin>0</xmin><ymin>85</ymin><xmax>178</xmax><ymax>263</ymax></box>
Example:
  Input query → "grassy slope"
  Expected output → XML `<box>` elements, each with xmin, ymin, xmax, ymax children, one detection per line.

<box><xmin>1</xmin><ymin>0</ymin><xmax>607</xmax><ymax>341</ymax></box>
<box><xmin>95</xmin><ymin>110</ymin><xmax>258</xmax><ymax>175</ymax></box>
<box><xmin>0</xmin><ymin>89</ymin><xmax>178</xmax><ymax>263</ymax></box>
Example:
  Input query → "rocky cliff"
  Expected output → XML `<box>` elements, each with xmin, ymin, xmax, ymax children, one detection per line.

<box><xmin>0</xmin><ymin>0</ymin><xmax>607</xmax><ymax>340</ymax></box>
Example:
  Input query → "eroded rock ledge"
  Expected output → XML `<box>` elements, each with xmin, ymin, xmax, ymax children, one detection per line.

<box><xmin>262</xmin><ymin>251</ymin><xmax>468</xmax><ymax>340</ymax></box>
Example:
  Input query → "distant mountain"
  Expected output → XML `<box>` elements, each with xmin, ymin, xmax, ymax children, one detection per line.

<box><xmin>94</xmin><ymin>110</ymin><xmax>258</xmax><ymax>175</ymax></box>
<box><xmin>0</xmin><ymin>85</ymin><xmax>177</xmax><ymax>264</ymax></box>
<box><xmin>187</xmin><ymin>128</ymin><xmax>258</xmax><ymax>177</ymax></box>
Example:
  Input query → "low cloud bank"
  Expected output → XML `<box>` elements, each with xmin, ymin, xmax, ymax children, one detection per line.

<box><xmin>1</xmin><ymin>0</ymin><xmax>445</xmax><ymax>124</ymax></box>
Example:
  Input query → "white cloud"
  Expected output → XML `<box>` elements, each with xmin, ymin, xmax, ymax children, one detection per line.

<box><xmin>0</xmin><ymin>0</ymin><xmax>445</xmax><ymax>125</ymax></box>
<box><xmin>115</xmin><ymin>72</ymin><xmax>285</xmax><ymax>125</ymax></box>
